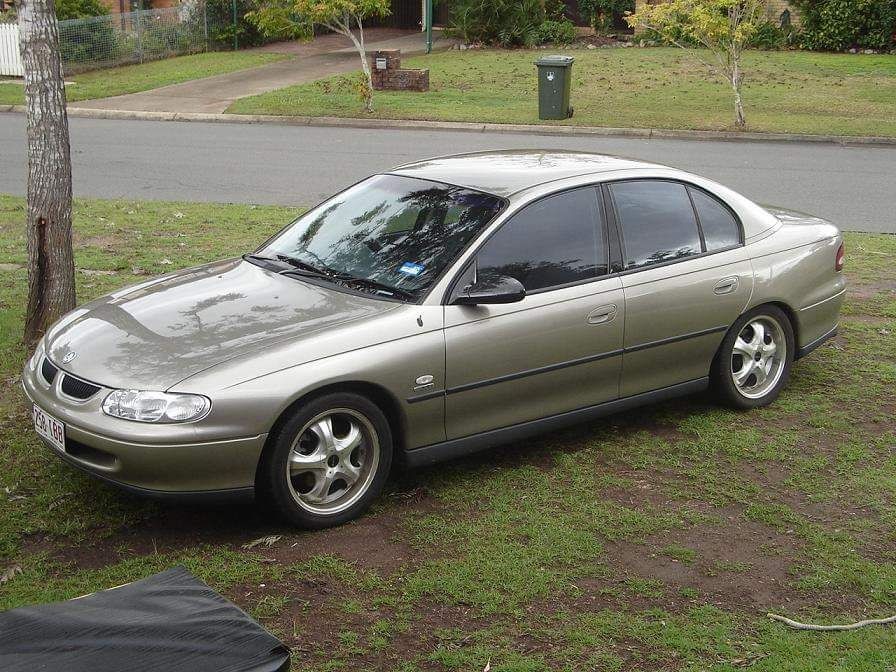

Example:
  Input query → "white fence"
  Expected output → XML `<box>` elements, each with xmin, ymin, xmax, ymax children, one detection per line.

<box><xmin>0</xmin><ymin>23</ymin><xmax>23</xmax><ymax>77</ymax></box>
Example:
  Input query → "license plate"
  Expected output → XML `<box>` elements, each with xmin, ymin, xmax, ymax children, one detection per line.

<box><xmin>33</xmin><ymin>404</ymin><xmax>65</xmax><ymax>453</ymax></box>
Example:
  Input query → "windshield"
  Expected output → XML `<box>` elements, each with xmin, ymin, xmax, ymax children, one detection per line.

<box><xmin>258</xmin><ymin>175</ymin><xmax>505</xmax><ymax>300</ymax></box>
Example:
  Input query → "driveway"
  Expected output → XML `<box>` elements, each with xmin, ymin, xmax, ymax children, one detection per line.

<box><xmin>0</xmin><ymin>113</ymin><xmax>893</xmax><ymax>233</ymax></box>
<box><xmin>73</xmin><ymin>29</ymin><xmax>450</xmax><ymax>114</ymax></box>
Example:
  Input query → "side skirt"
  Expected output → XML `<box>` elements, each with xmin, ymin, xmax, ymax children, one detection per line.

<box><xmin>404</xmin><ymin>377</ymin><xmax>709</xmax><ymax>469</ymax></box>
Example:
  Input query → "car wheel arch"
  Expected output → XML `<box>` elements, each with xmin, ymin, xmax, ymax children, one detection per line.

<box><xmin>712</xmin><ymin>300</ymin><xmax>798</xmax><ymax>369</ymax></box>
<box><xmin>254</xmin><ymin>381</ymin><xmax>407</xmax><ymax>490</ymax></box>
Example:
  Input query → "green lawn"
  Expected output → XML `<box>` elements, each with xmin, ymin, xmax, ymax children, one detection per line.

<box><xmin>0</xmin><ymin>50</ymin><xmax>289</xmax><ymax>106</ymax></box>
<box><xmin>228</xmin><ymin>47</ymin><xmax>896</xmax><ymax>137</ymax></box>
<box><xmin>1</xmin><ymin>195</ymin><xmax>895</xmax><ymax>670</ymax></box>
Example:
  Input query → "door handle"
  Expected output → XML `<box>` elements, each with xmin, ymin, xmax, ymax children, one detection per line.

<box><xmin>713</xmin><ymin>277</ymin><xmax>739</xmax><ymax>295</ymax></box>
<box><xmin>587</xmin><ymin>304</ymin><xmax>617</xmax><ymax>325</ymax></box>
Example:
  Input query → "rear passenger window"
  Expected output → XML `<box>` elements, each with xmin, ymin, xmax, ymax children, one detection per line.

<box><xmin>476</xmin><ymin>187</ymin><xmax>606</xmax><ymax>292</ymax></box>
<box><xmin>610</xmin><ymin>181</ymin><xmax>701</xmax><ymax>270</ymax></box>
<box><xmin>689</xmin><ymin>187</ymin><xmax>741</xmax><ymax>251</ymax></box>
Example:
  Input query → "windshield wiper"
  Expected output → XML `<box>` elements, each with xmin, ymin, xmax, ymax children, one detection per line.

<box><xmin>339</xmin><ymin>276</ymin><xmax>417</xmax><ymax>301</ymax></box>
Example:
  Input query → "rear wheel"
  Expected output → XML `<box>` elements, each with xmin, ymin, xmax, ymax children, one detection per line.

<box><xmin>260</xmin><ymin>393</ymin><xmax>392</xmax><ymax>528</ymax></box>
<box><xmin>711</xmin><ymin>305</ymin><xmax>794</xmax><ymax>409</ymax></box>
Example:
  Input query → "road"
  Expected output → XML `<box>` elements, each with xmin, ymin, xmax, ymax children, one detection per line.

<box><xmin>1</xmin><ymin>112</ymin><xmax>894</xmax><ymax>232</ymax></box>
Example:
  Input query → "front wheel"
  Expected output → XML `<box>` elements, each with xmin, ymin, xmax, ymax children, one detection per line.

<box><xmin>259</xmin><ymin>393</ymin><xmax>393</xmax><ymax>529</ymax></box>
<box><xmin>711</xmin><ymin>305</ymin><xmax>794</xmax><ymax>409</ymax></box>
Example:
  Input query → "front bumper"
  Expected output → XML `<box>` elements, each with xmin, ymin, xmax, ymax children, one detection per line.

<box><xmin>22</xmin><ymin>361</ymin><xmax>267</xmax><ymax>495</ymax></box>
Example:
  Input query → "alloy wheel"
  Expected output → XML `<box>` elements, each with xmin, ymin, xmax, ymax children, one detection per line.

<box><xmin>285</xmin><ymin>408</ymin><xmax>380</xmax><ymax>515</ymax></box>
<box><xmin>730</xmin><ymin>316</ymin><xmax>787</xmax><ymax>400</ymax></box>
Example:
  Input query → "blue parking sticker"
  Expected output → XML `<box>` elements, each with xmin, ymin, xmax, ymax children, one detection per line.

<box><xmin>398</xmin><ymin>262</ymin><xmax>425</xmax><ymax>276</ymax></box>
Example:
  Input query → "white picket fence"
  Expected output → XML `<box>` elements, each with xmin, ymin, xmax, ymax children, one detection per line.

<box><xmin>0</xmin><ymin>23</ymin><xmax>23</xmax><ymax>77</ymax></box>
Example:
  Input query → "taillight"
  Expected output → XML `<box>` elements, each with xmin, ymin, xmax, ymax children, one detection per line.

<box><xmin>835</xmin><ymin>242</ymin><xmax>845</xmax><ymax>272</ymax></box>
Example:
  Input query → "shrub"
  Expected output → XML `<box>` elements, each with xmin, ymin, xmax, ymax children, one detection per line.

<box><xmin>537</xmin><ymin>18</ymin><xmax>576</xmax><ymax>45</ymax></box>
<box><xmin>447</xmin><ymin>0</ymin><xmax>545</xmax><ymax>47</ymax></box>
<box><xmin>749</xmin><ymin>20</ymin><xmax>800</xmax><ymax>49</ymax></box>
<box><xmin>206</xmin><ymin>0</ymin><xmax>274</xmax><ymax>49</ymax></box>
<box><xmin>791</xmin><ymin>0</ymin><xmax>896</xmax><ymax>51</ymax></box>
<box><xmin>56</xmin><ymin>0</ymin><xmax>117</xmax><ymax>66</ymax></box>
<box><xmin>579</xmin><ymin>0</ymin><xmax>635</xmax><ymax>33</ymax></box>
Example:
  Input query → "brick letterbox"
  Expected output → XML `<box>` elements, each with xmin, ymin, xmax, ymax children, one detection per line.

<box><xmin>369</xmin><ymin>50</ymin><xmax>429</xmax><ymax>92</ymax></box>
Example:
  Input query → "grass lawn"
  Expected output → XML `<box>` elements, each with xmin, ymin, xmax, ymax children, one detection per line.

<box><xmin>1</xmin><ymin>194</ymin><xmax>896</xmax><ymax>670</ymax></box>
<box><xmin>0</xmin><ymin>50</ymin><xmax>289</xmax><ymax>106</ymax></box>
<box><xmin>228</xmin><ymin>47</ymin><xmax>896</xmax><ymax>137</ymax></box>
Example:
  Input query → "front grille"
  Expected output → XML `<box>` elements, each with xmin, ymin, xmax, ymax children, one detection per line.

<box><xmin>40</xmin><ymin>357</ymin><xmax>59</xmax><ymax>385</ymax></box>
<box><xmin>60</xmin><ymin>374</ymin><xmax>101</xmax><ymax>400</ymax></box>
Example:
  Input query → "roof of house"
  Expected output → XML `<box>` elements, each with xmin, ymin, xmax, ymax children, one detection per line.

<box><xmin>389</xmin><ymin>150</ymin><xmax>664</xmax><ymax>197</ymax></box>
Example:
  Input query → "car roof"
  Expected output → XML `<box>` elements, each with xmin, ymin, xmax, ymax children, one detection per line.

<box><xmin>388</xmin><ymin>150</ymin><xmax>665</xmax><ymax>197</ymax></box>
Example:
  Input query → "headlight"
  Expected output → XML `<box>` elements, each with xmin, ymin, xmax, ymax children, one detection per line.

<box><xmin>102</xmin><ymin>390</ymin><xmax>211</xmax><ymax>423</ymax></box>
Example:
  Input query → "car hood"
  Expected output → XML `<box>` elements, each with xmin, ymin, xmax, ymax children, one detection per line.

<box><xmin>45</xmin><ymin>259</ymin><xmax>400</xmax><ymax>390</ymax></box>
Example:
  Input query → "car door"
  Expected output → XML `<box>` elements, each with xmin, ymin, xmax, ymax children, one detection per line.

<box><xmin>605</xmin><ymin>179</ymin><xmax>753</xmax><ymax>398</ymax></box>
<box><xmin>443</xmin><ymin>186</ymin><xmax>625</xmax><ymax>441</ymax></box>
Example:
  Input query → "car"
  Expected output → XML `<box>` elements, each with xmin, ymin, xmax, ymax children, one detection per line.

<box><xmin>22</xmin><ymin>151</ymin><xmax>846</xmax><ymax>528</ymax></box>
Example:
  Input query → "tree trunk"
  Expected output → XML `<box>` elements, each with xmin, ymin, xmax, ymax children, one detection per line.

<box><xmin>345</xmin><ymin>14</ymin><xmax>373</xmax><ymax>113</ymax></box>
<box><xmin>18</xmin><ymin>0</ymin><xmax>75</xmax><ymax>347</ymax></box>
<box><xmin>731</xmin><ymin>58</ymin><xmax>746</xmax><ymax>129</ymax></box>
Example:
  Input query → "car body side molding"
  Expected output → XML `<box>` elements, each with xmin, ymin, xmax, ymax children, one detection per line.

<box><xmin>404</xmin><ymin>377</ymin><xmax>709</xmax><ymax>468</ymax></box>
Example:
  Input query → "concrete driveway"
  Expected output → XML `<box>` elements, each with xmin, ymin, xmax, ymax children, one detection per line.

<box><xmin>73</xmin><ymin>29</ymin><xmax>449</xmax><ymax>114</ymax></box>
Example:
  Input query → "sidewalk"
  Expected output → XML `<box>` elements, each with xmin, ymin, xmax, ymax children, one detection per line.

<box><xmin>74</xmin><ymin>29</ymin><xmax>452</xmax><ymax>115</ymax></box>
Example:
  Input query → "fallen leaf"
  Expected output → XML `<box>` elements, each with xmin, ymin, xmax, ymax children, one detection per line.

<box><xmin>242</xmin><ymin>535</ymin><xmax>282</xmax><ymax>550</ymax></box>
<box><xmin>1</xmin><ymin>565</ymin><xmax>22</xmax><ymax>584</ymax></box>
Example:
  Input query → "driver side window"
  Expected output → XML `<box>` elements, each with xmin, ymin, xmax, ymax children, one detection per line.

<box><xmin>475</xmin><ymin>187</ymin><xmax>607</xmax><ymax>293</ymax></box>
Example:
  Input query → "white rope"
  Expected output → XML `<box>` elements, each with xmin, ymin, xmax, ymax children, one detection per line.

<box><xmin>767</xmin><ymin>612</ymin><xmax>896</xmax><ymax>632</ymax></box>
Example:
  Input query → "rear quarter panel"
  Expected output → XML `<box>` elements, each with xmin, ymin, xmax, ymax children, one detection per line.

<box><xmin>747</xmin><ymin>214</ymin><xmax>845</xmax><ymax>352</ymax></box>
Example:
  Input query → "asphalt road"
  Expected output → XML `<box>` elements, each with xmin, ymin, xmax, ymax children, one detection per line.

<box><xmin>1</xmin><ymin>112</ymin><xmax>894</xmax><ymax>233</ymax></box>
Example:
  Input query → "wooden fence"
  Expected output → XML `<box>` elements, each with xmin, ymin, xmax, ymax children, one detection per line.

<box><xmin>0</xmin><ymin>22</ymin><xmax>23</xmax><ymax>77</ymax></box>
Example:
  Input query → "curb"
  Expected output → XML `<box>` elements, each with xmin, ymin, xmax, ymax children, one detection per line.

<box><xmin>3</xmin><ymin>104</ymin><xmax>895</xmax><ymax>147</ymax></box>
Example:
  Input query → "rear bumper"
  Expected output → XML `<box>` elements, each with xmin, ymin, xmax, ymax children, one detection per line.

<box><xmin>22</xmin><ymin>368</ymin><xmax>267</xmax><ymax>495</ymax></box>
<box><xmin>796</xmin><ymin>324</ymin><xmax>838</xmax><ymax>360</ymax></box>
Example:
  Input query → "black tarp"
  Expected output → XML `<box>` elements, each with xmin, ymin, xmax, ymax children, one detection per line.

<box><xmin>0</xmin><ymin>566</ymin><xmax>290</xmax><ymax>672</ymax></box>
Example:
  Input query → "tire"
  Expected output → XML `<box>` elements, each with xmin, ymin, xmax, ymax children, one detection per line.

<box><xmin>711</xmin><ymin>305</ymin><xmax>795</xmax><ymax>410</ymax></box>
<box><xmin>259</xmin><ymin>392</ymin><xmax>393</xmax><ymax>529</ymax></box>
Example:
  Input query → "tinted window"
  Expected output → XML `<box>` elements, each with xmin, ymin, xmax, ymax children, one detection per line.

<box><xmin>689</xmin><ymin>187</ymin><xmax>741</xmax><ymax>251</ymax></box>
<box><xmin>611</xmin><ymin>181</ymin><xmax>701</xmax><ymax>270</ymax></box>
<box><xmin>476</xmin><ymin>188</ymin><xmax>605</xmax><ymax>292</ymax></box>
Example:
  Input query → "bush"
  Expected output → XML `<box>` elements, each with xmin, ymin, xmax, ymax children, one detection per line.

<box><xmin>206</xmin><ymin>0</ymin><xmax>274</xmax><ymax>49</ymax></box>
<box><xmin>749</xmin><ymin>20</ymin><xmax>800</xmax><ymax>49</ymax></box>
<box><xmin>579</xmin><ymin>0</ymin><xmax>635</xmax><ymax>33</ymax></box>
<box><xmin>56</xmin><ymin>0</ymin><xmax>109</xmax><ymax>21</ymax></box>
<box><xmin>447</xmin><ymin>0</ymin><xmax>545</xmax><ymax>47</ymax></box>
<box><xmin>56</xmin><ymin>0</ymin><xmax>117</xmax><ymax>66</ymax></box>
<box><xmin>791</xmin><ymin>0</ymin><xmax>896</xmax><ymax>51</ymax></box>
<box><xmin>537</xmin><ymin>18</ymin><xmax>576</xmax><ymax>45</ymax></box>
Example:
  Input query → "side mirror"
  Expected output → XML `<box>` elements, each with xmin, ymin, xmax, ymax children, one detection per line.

<box><xmin>452</xmin><ymin>275</ymin><xmax>526</xmax><ymax>305</ymax></box>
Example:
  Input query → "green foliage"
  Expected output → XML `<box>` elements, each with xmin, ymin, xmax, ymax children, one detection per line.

<box><xmin>579</xmin><ymin>0</ymin><xmax>634</xmax><ymax>33</ymax></box>
<box><xmin>206</xmin><ymin>0</ymin><xmax>273</xmax><ymax>48</ymax></box>
<box><xmin>249</xmin><ymin>0</ymin><xmax>390</xmax><ymax>41</ymax></box>
<box><xmin>447</xmin><ymin>0</ymin><xmax>545</xmax><ymax>47</ymax></box>
<box><xmin>791</xmin><ymin>0</ymin><xmax>896</xmax><ymax>51</ymax></box>
<box><xmin>55</xmin><ymin>0</ymin><xmax>109</xmax><ymax>20</ymax></box>
<box><xmin>537</xmin><ymin>18</ymin><xmax>576</xmax><ymax>45</ymax></box>
<box><xmin>748</xmin><ymin>20</ymin><xmax>800</xmax><ymax>49</ymax></box>
<box><xmin>56</xmin><ymin>0</ymin><xmax>117</xmax><ymax>66</ymax></box>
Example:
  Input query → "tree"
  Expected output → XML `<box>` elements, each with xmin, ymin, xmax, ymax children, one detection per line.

<box><xmin>626</xmin><ymin>0</ymin><xmax>764</xmax><ymax>129</ymax></box>
<box><xmin>18</xmin><ymin>0</ymin><xmax>76</xmax><ymax>346</ymax></box>
<box><xmin>249</xmin><ymin>0</ymin><xmax>391</xmax><ymax>113</ymax></box>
